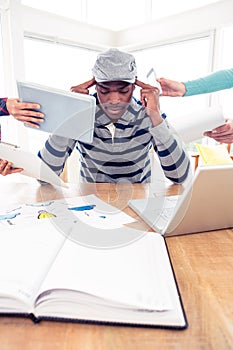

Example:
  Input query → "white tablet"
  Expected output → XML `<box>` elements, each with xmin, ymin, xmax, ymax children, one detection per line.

<box><xmin>17</xmin><ymin>81</ymin><xmax>96</xmax><ymax>143</ymax></box>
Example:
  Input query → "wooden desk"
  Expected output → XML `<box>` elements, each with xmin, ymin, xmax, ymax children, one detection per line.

<box><xmin>0</xmin><ymin>176</ymin><xmax>233</xmax><ymax>350</ymax></box>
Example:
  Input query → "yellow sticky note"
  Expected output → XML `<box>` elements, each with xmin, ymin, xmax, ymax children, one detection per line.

<box><xmin>195</xmin><ymin>144</ymin><xmax>233</xmax><ymax>165</ymax></box>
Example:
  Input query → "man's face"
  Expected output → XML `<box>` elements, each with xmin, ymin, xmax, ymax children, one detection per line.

<box><xmin>96</xmin><ymin>81</ymin><xmax>134</xmax><ymax>120</ymax></box>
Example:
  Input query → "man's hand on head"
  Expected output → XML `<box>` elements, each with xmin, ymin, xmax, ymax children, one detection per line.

<box><xmin>135</xmin><ymin>79</ymin><xmax>163</xmax><ymax>127</ymax></box>
<box><xmin>70</xmin><ymin>78</ymin><xmax>96</xmax><ymax>95</ymax></box>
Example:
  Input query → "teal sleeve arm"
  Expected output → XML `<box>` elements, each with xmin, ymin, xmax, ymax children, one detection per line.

<box><xmin>183</xmin><ymin>69</ymin><xmax>233</xmax><ymax>96</ymax></box>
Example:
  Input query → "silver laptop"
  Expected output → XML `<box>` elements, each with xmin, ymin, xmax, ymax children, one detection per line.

<box><xmin>17</xmin><ymin>81</ymin><xmax>96</xmax><ymax>143</ymax></box>
<box><xmin>128</xmin><ymin>165</ymin><xmax>233</xmax><ymax>236</ymax></box>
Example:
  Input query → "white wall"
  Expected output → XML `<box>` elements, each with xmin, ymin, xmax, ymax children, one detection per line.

<box><xmin>116</xmin><ymin>0</ymin><xmax>233</xmax><ymax>50</ymax></box>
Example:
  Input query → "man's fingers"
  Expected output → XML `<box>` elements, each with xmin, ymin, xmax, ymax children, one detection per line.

<box><xmin>83</xmin><ymin>77</ymin><xmax>96</xmax><ymax>88</ymax></box>
<box><xmin>23</xmin><ymin>121</ymin><xmax>41</xmax><ymax>128</ymax></box>
<box><xmin>70</xmin><ymin>86</ymin><xmax>88</xmax><ymax>93</ymax></box>
<box><xmin>71</xmin><ymin>78</ymin><xmax>96</xmax><ymax>92</ymax></box>
<box><xmin>207</xmin><ymin>134</ymin><xmax>233</xmax><ymax>143</ymax></box>
<box><xmin>135</xmin><ymin>79</ymin><xmax>159</xmax><ymax>91</ymax></box>
<box><xmin>209</xmin><ymin>124</ymin><xmax>230</xmax><ymax>135</ymax></box>
<box><xmin>0</xmin><ymin>159</ymin><xmax>23</xmax><ymax>176</ymax></box>
<box><xmin>7</xmin><ymin>99</ymin><xmax>41</xmax><ymax>111</ymax></box>
<box><xmin>3</xmin><ymin>161</ymin><xmax>13</xmax><ymax>175</ymax></box>
<box><xmin>13</xmin><ymin>114</ymin><xmax>44</xmax><ymax>128</ymax></box>
<box><xmin>0</xmin><ymin>160</ymin><xmax>11</xmax><ymax>176</ymax></box>
<box><xmin>14</xmin><ymin>109</ymin><xmax>44</xmax><ymax>118</ymax></box>
<box><xmin>0</xmin><ymin>159</ymin><xmax>7</xmax><ymax>171</ymax></box>
<box><xmin>19</xmin><ymin>102</ymin><xmax>41</xmax><ymax>110</ymax></box>
<box><xmin>7</xmin><ymin>99</ymin><xmax>44</xmax><ymax>122</ymax></box>
<box><xmin>13</xmin><ymin>112</ymin><xmax>44</xmax><ymax>122</ymax></box>
<box><xmin>9</xmin><ymin>167</ymin><xmax>24</xmax><ymax>174</ymax></box>
<box><xmin>135</xmin><ymin>79</ymin><xmax>149</xmax><ymax>88</ymax></box>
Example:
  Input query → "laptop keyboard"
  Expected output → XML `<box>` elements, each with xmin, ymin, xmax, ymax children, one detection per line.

<box><xmin>158</xmin><ymin>207</ymin><xmax>174</xmax><ymax>219</ymax></box>
<box><xmin>152</xmin><ymin>196</ymin><xmax>180</xmax><ymax>232</ymax></box>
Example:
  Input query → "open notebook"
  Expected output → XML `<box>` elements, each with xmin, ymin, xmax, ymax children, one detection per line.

<box><xmin>17</xmin><ymin>81</ymin><xmax>96</xmax><ymax>143</ymax></box>
<box><xmin>0</xmin><ymin>215</ymin><xmax>187</xmax><ymax>329</ymax></box>
<box><xmin>128</xmin><ymin>165</ymin><xmax>233</xmax><ymax>236</ymax></box>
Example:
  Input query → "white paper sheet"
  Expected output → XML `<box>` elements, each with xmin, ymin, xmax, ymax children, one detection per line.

<box><xmin>0</xmin><ymin>194</ymin><xmax>135</xmax><ymax>229</ymax></box>
<box><xmin>0</xmin><ymin>221</ymin><xmax>66</xmax><ymax>306</ymax></box>
<box><xmin>38</xmin><ymin>232</ymin><xmax>173</xmax><ymax>311</ymax></box>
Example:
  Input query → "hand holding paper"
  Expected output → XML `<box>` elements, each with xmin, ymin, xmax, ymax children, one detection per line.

<box><xmin>169</xmin><ymin>105</ymin><xmax>225</xmax><ymax>143</ymax></box>
<box><xmin>0</xmin><ymin>158</ymin><xmax>23</xmax><ymax>176</ymax></box>
<box><xmin>204</xmin><ymin>118</ymin><xmax>233</xmax><ymax>144</ymax></box>
<box><xmin>0</xmin><ymin>142</ymin><xmax>67</xmax><ymax>187</ymax></box>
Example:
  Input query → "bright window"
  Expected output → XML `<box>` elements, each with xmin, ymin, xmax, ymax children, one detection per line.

<box><xmin>133</xmin><ymin>36</ymin><xmax>210</xmax><ymax>117</ymax></box>
<box><xmin>0</xmin><ymin>13</ymin><xmax>6</xmax><ymax>142</ymax></box>
<box><xmin>0</xmin><ymin>14</ymin><xmax>4</xmax><ymax>96</ymax></box>
<box><xmin>0</xmin><ymin>14</ymin><xmax>2</xmax><ymax>140</ymax></box>
<box><xmin>24</xmin><ymin>37</ymin><xmax>98</xmax><ymax>90</ymax></box>
<box><xmin>217</xmin><ymin>25</ymin><xmax>233</xmax><ymax>119</ymax></box>
<box><xmin>133</xmin><ymin>36</ymin><xmax>211</xmax><ymax>151</ymax></box>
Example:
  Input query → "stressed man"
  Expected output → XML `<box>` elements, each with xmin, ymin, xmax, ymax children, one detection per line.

<box><xmin>39</xmin><ymin>48</ymin><xmax>190</xmax><ymax>183</ymax></box>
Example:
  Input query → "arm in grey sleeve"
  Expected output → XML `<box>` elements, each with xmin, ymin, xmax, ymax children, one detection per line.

<box><xmin>38</xmin><ymin>134</ymin><xmax>77</xmax><ymax>176</ymax></box>
<box><xmin>150</xmin><ymin>120</ymin><xmax>191</xmax><ymax>183</ymax></box>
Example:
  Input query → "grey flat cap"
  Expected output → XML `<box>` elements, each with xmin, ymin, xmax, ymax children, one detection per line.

<box><xmin>92</xmin><ymin>48</ymin><xmax>137</xmax><ymax>83</ymax></box>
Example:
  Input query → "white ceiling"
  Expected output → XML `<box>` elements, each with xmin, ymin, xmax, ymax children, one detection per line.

<box><xmin>21</xmin><ymin>0</ymin><xmax>223</xmax><ymax>31</ymax></box>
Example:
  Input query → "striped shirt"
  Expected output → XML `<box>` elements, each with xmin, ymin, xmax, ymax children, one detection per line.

<box><xmin>0</xmin><ymin>98</ymin><xmax>9</xmax><ymax>116</ymax></box>
<box><xmin>39</xmin><ymin>97</ymin><xmax>190</xmax><ymax>183</ymax></box>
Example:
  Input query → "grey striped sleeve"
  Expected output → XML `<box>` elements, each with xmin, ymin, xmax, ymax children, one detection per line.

<box><xmin>39</xmin><ymin>135</ymin><xmax>76</xmax><ymax>176</ymax></box>
<box><xmin>150</xmin><ymin>120</ymin><xmax>190</xmax><ymax>183</ymax></box>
